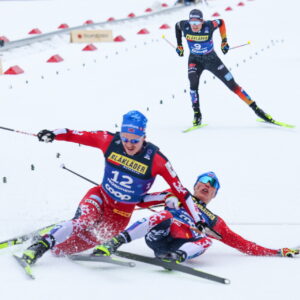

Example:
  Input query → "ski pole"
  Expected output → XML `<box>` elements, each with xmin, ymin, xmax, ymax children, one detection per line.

<box><xmin>161</xmin><ymin>34</ymin><xmax>176</xmax><ymax>49</ymax></box>
<box><xmin>60</xmin><ymin>164</ymin><xmax>99</xmax><ymax>186</ymax></box>
<box><xmin>135</xmin><ymin>204</ymin><xmax>164</xmax><ymax>212</ymax></box>
<box><xmin>229</xmin><ymin>41</ymin><xmax>251</xmax><ymax>51</ymax></box>
<box><xmin>0</xmin><ymin>126</ymin><xmax>37</xmax><ymax>137</ymax></box>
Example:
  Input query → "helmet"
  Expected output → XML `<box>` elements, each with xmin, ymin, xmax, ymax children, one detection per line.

<box><xmin>189</xmin><ymin>9</ymin><xmax>203</xmax><ymax>21</ymax></box>
<box><xmin>194</xmin><ymin>171</ymin><xmax>220</xmax><ymax>194</ymax></box>
<box><xmin>121</xmin><ymin>110</ymin><xmax>147</xmax><ymax>136</ymax></box>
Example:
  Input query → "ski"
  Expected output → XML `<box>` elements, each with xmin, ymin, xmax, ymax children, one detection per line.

<box><xmin>183</xmin><ymin>124</ymin><xmax>208</xmax><ymax>133</ymax></box>
<box><xmin>114</xmin><ymin>251</ymin><xmax>230</xmax><ymax>284</ymax></box>
<box><xmin>0</xmin><ymin>223</ymin><xmax>57</xmax><ymax>250</ymax></box>
<box><xmin>13</xmin><ymin>255</ymin><xmax>35</xmax><ymax>279</ymax></box>
<box><xmin>68</xmin><ymin>254</ymin><xmax>136</xmax><ymax>267</ymax></box>
<box><xmin>0</xmin><ymin>236</ymin><xmax>28</xmax><ymax>250</ymax></box>
<box><xmin>257</xmin><ymin>118</ymin><xmax>295</xmax><ymax>128</ymax></box>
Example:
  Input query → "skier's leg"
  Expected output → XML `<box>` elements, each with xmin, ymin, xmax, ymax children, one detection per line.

<box><xmin>188</xmin><ymin>56</ymin><xmax>204</xmax><ymax>125</ymax></box>
<box><xmin>149</xmin><ymin>223</ymin><xmax>213</xmax><ymax>263</ymax></box>
<box><xmin>177</xmin><ymin>236</ymin><xmax>213</xmax><ymax>260</ymax></box>
<box><xmin>145</xmin><ymin>221</ymin><xmax>206</xmax><ymax>263</ymax></box>
<box><xmin>22</xmin><ymin>186</ymin><xmax>103</xmax><ymax>264</ymax></box>
<box><xmin>92</xmin><ymin>210</ymin><xmax>174</xmax><ymax>256</ymax></box>
<box><xmin>207</xmin><ymin>54</ymin><xmax>274</xmax><ymax>122</ymax></box>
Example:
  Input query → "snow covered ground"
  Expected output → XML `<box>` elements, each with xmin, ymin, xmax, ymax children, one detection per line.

<box><xmin>0</xmin><ymin>0</ymin><xmax>300</xmax><ymax>299</ymax></box>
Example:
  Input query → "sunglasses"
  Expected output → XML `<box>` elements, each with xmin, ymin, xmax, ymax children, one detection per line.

<box><xmin>189</xmin><ymin>20</ymin><xmax>203</xmax><ymax>26</ymax></box>
<box><xmin>121</xmin><ymin>136</ymin><xmax>142</xmax><ymax>144</ymax></box>
<box><xmin>196</xmin><ymin>175</ymin><xmax>220</xmax><ymax>190</ymax></box>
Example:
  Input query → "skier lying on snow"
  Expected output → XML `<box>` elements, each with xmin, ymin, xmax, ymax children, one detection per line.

<box><xmin>93</xmin><ymin>172</ymin><xmax>300</xmax><ymax>263</ymax></box>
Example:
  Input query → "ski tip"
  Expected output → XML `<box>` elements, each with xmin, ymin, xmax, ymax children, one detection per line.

<box><xmin>257</xmin><ymin>118</ymin><xmax>295</xmax><ymax>128</ymax></box>
<box><xmin>182</xmin><ymin>124</ymin><xmax>208</xmax><ymax>133</ymax></box>
<box><xmin>0</xmin><ymin>242</ymin><xmax>9</xmax><ymax>249</ymax></box>
<box><xmin>111</xmin><ymin>257</ymin><xmax>136</xmax><ymax>267</ymax></box>
<box><xmin>224</xmin><ymin>278</ymin><xmax>231</xmax><ymax>284</ymax></box>
<box><xmin>13</xmin><ymin>254</ymin><xmax>35</xmax><ymax>279</ymax></box>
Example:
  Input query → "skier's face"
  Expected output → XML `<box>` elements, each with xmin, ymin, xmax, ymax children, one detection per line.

<box><xmin>194</xmin><ymin>181</ymin><xmax>216</xmax><ymax>204</ymax></box>
<box><xmin>121</xmin><ymin>132</ymin><xmax>145</xmax><ymax>156</ymax></box>
<box><xmin>189</xmin><ymin>19</ymin><xmax>203</xmax><ymax>32</ymax></box>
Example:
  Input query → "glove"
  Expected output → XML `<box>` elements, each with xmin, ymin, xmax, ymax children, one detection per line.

<box><xmin>176</xmin><ymin>45</ymin><xmax>184</xmax><ymax>57</ymax></box>
<box><xmin>165</xmin><ymin>195</ymin><xmax>180</xmax><ymax>210</ymax></box>
<box><xmin>279</xmin><ymin>248</ymin><xmax>299</xmax><ymax>257</ymax></box>
<box><xmin>221</xmin><ymin>38</ymin><xmax>229</xmax><ymax>54</ymax></box>
<box><xmin>195</xmin><ymin>221</ymin><xmax>206</xmax><ymax>232</ymax></box>
<box><xmin>37</xmin><ymin>129</ymin><xmax>55</xmax><ymax>143</ymax></box>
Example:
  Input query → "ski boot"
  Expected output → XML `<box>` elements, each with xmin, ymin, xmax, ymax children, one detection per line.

<box><xmin>156</xmin><ymin>250</ymin><xmax>187</xmax><ymax>264</ymax></box>
<box><xmin>31</xmin><ymin>224</ymin><xmax>56</xmax><ymax>243</ymax></box>
<box><xmin>193</xmin><ymin>110</ymin><xmax>202</xmax><ymax>126</ymax></box>
<box><xmin>250</xmin><ymin>102</ymin><xmax>274</xmax><ymax>123</ymax></box>
<box><xmin>93</xmin><ymin>232</ymin><xmax>131</xmax><ymax>256</ymax></box>
<box><xmin>22</xmin><ymin>238</ymin><xmax>51</xmax><ymax>265</ymax></box>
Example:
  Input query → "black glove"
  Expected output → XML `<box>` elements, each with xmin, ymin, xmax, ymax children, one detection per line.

<box><xmin>221</xmin><ymin>38</ymin><xmax>229</xmax><ymax>54</ymax></box>
<box><xmin>195</xmin><ymin>221</ymin><xmax>206</xmax><ymax>231</ymax></box>
<box><xmin>37</xmin><ymin>129</ymin><xmax>55</xmax><ymax>143</ymax></box>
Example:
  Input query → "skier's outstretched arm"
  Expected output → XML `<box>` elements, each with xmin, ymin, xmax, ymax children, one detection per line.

<box><xmin>213</xmin><ymin>217</ymin><xmax>299</xmax><ymax>257</ymax></box>
<box><xmin>37</xmin><ymin>128</ymin><xmax>113</xmax><ymax>150</ymax></box>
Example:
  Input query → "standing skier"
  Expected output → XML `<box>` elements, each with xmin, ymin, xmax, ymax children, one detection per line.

<box><xmin>21</xmin><ymin>110</ymin><xmax>202</xmax><ymax>265</ymax></box>
<box><xmin>176</xmin><ymin>9</ymin><xmax>274</xmax><ymax>126</ymax></box>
